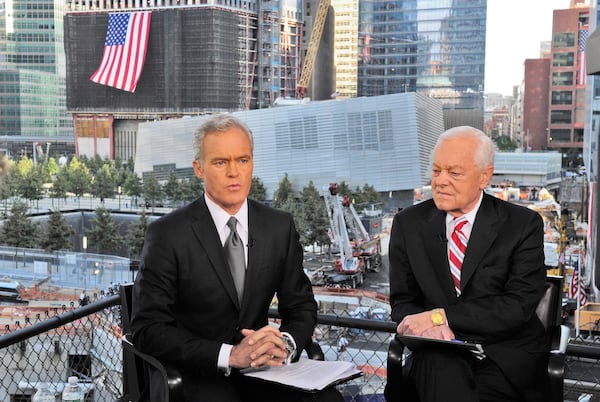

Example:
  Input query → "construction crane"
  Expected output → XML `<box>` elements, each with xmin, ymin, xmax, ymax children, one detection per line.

<box><xmin>296</xmin><ymin>0</ymin><xmax>330</xmax><ymax>98</ymax></box>
<box><xmin>322</xmin><ymin>183</ymin><xmax>382</xmax><ymax>288</ymax></box>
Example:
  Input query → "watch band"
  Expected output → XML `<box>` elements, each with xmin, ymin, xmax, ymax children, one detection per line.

<box><xmin>281</xmin><ymin>332</ymin><xmax>296</xmax><ymax>364</ymax></box>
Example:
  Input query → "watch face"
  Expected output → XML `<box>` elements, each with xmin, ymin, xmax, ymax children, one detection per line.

<box><xmin>432</xmin><ymin>312</ymin><xmax>443</xmax><ymax>326</ymax></box>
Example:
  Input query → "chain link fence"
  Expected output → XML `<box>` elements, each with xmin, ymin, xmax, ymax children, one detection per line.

<box><xmin>0</xmin><ymin>291</ymin><xmax>599</xmax><ymax>401</ymax></box>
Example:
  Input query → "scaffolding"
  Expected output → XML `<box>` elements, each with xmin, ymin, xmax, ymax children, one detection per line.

<box><xmin>65</xmin><ymin>2</ymin><xmax>302</xmax><ymax>112</ymax></box>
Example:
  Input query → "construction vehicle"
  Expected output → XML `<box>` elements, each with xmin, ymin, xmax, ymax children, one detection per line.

<box><xmin>322</xmin><ymin>183</ymin><xmax>382</xmax><ymax>288</ymax></box>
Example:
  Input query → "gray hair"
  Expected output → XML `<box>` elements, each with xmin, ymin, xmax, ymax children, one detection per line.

<box><xmin>434</xmin><ymin>126</ymin><xmax>494</xmax><ymax>170</ymax></box>
<box><xmin>193</xmin><ymin>114</ymin><xmax>254</xmax><ymax>162</ymax></box>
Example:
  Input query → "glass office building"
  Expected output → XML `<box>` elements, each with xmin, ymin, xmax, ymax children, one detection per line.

<box><xmin>0</xmin><ymin>0</ymin><xmax>72</xmax><ymax>136</ymax></box>
<box><xmin>357</xmin><ymin>0</ymin><xmax>486</xmax><ymax>113</ymax></box>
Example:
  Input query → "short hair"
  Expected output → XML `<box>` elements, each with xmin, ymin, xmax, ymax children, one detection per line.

<box><xmin>193</xmin><ymin>114</ymin><xmax>254</xmax><ymax>162</ymax></box>
<box><xmin>434</xmin><ymin>126</ymin><xmax>495</xmax><ymax>170</ymax></box>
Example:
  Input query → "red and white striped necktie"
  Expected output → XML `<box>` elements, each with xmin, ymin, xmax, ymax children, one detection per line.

<box><xmin>449</xmin><ymin>216</ymin><xmax>468</xmax><ymax>296</ymax></box>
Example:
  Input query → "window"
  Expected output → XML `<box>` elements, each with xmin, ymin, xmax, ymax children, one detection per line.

<box><xmin>553</xmin><ymin>32</ymin><xmax>575</xmax><ymax>48</ymax></box>
<box><xmin>550</xmin><ymin>110</ymin><xmax>571</xmax><ymax>124</ymax></box>
<box><xmin>551</xmin><ymin>71</ymin><xmax>573</xmax><ymax>86</ymax></box>
<box><xmin>549</xmin><ymin>129</ymin><xmax>571</xmax><ymax>142</ymax></box>
<box><xmin>551</xmin><ymin>91</ymin><xmax>572</xmax><ymax>105</ymax></box>
<box><xmin>552</xmin><ymin>52</ymin><xmax>574</xmax><ymax>67</ymax></box>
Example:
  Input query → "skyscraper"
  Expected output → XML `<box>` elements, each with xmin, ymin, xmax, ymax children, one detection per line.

<box><xmin>0</xmin><ymin>0</ymin><xmax>72</xmax><ymax>136</ymax></box>
<box><xmin>357</xmin><ymin>0</ymin><xmax>486</xmax><ymax>128</ymax></box>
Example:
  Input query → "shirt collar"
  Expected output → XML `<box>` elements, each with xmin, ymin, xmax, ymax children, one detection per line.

<box><xmin>204</xmin><ymin>194</ymin><xmax>249</xmax><ymax>237</ymax></box>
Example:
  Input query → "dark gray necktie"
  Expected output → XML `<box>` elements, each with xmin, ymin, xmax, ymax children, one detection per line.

<box><xmin>225</xmin><ymin>217</ymin><xmax>245</xmax><ymax>303</ymax></box>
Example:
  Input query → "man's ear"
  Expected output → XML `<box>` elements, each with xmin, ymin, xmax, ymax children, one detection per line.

<box><xmin>192</xmin><ymin>159</ymin><xmax>204</xmax><ymax>180</ymax></box>
<box><xmin>480</xmin><ymin>165</ymin><xmax>494</xmax><ymax>189</ymax></box>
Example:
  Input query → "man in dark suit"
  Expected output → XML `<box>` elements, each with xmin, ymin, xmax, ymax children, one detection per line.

<box><xmin>388</xmin><ymin>126</ymin><xmax>549</xmax><ymax>402</ymax></box>
<box><xmin>131</xmin><ymin>114</ymin><xmax>343</xmax><ymax>402</ymax></box>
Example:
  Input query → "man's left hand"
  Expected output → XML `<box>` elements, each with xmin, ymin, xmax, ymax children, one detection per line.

<box><xmin>397</xmin><ymin>309</ymin><xmax>455</xmax><ymax>340</ymax></box>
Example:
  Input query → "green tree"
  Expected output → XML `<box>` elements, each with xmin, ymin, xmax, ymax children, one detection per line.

<box><xmin>86</xmin><ymin>206</ymin><xmax>122</xmax><ymax>254</ymax></box>
<box><xmin>250</xmin><ymin>177</ymin><xmax>267</xmax><ymax>202</ymax></box>
<box><xmin>50</xmin><ymin>165</ymin><xmax>70</xmax><ymax>208</ymax></box>
<box><xmin>123</xmin><ymin>172</ymin><xmax>143</xmax><ymax>207</ymax></box>
<box><xmin>163</xmin><ymin>172</ymin><xmax>184</xmax><ymax>205</ymax></box>
<box><xmin>125</xmin><ymin>209</ymin><xmax>149</xmax><ymax>258</ymax></box>
<box><xmin>40</xmin><ymin>210</ymin><xmax>73</xmax><ymax>252</ymax></box>
<box><xmin>300</xmin><ymin>181</ymin><xmax>329</xmax><ymax>251</ymax></box>
<box><xmin>142</xmin><ymin>174</ymin><xmax>163</xmax><ymax>210</ymax></box>
<box><xmin>187</xmin><ymin>176</ymin><xmax>204</xmax><ymax>200</ymax></box>
<box><xmin>495</xmin><ymin>135</ymin><xmax>517</xmax><ymax>151</ymax></box>
<box><xmin>0</xmin><ymin>160</ymin><xmax>18</xmax><ymax>215</ymax></box>
<box><xmin>92</xmin><ymin>164</ymin><xmax>117</xmax><ymax>202</ymax></box>
<box><xmin>1</xmin><ymin>201</ymin><xmax>39</xmax><ymax>248</ymax></box>
<box><xmin>46</xmin><ymin>157</ymin><xmax>61</xmax><ymax>179</ymax></box>
<box><xmin>16</xmin><ymin>158</ymin><xmax>45</xmax><ymax>205</ymax></box>
<box><xmin>67</xmin><ymin>157</ymin><xmax>92</xmax><ymax>207</ymax></box>
<box><xmin>272</xmin><ymin>173</ymin><xmax>294</xmax><ymax>209</ymax></box>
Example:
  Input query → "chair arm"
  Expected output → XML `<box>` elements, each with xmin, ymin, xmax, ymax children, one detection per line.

<box><xmin>305</xmin><ymin>340</ymin><xmax>325</xmax><ymax>361</ymax></box>
<box><xmin>547</xmin><ymin>325</ymin><xmax>568</xmax><ymax>402</ymax></box>
<box><xmin>123</xmin><ymin>338</ymin><xmax>184</xmax><ymax>401</ymax></box>
<box><xmin>388</xmin><ymin>335</ymin><xmax>406</xmax><ymax>366</ymax></box>
<box><xmin>549</xmin><ymin>324</ymin><xmax>570</xmax><ymax>354</ymax></box>
<box><xmin>384</xmin><ymin>335</ymin><xmax>409</xmax><ymax>401</ymax></box>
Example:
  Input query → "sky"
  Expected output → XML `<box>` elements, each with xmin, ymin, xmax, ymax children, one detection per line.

<box><xmin>485</xmin><ymin>0</ymin><xmax>573</xmax><ymax>96</ymax></box>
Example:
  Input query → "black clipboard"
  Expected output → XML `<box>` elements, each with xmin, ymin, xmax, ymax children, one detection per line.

<box><xmin>397</xmin><ymin>334</ymin><xmax>485</xmax><ymax>356</ymax></box>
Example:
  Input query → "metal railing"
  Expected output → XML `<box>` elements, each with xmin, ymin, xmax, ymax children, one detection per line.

<box><xmin>0</xmin><ymin>294</ymin><xmax>599</xmax><ymax>401</ymax></box>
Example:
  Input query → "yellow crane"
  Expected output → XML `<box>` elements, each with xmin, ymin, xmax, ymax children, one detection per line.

<box><xmin>296</xmin><ymin>0</ymin><xmax>330</xmax><ymax>98</ymax></box>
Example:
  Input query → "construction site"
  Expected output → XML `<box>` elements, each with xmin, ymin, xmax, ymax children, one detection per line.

<box><xmin>64</xmin><ymin>0</ymin><xmax>334</xmax><ymax>161</ymax></box>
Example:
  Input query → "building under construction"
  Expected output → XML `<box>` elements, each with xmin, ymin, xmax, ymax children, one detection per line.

<box><xmin>64</xmin><ymin>1</ymin><xmax>333</xmax><ymax>160</ymax></box>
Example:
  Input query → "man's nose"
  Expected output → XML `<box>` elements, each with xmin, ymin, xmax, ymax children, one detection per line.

<box><xmin>226</xmin><ymin>162</ymin><xmax>239</xmax><ymax>176</ymax></box>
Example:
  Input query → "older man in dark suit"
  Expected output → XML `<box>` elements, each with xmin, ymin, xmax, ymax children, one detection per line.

<box><xmin>131</xmin><ymin>114</ymin><xmax>342</xmax><ymax>402</ymax></box>
<box><xmin>388</xmin><ymin>126</ymin><xmax>549</xmax><ymax>402</ymax></box>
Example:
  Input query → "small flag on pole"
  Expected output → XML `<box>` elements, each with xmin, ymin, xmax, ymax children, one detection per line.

<box><xmin>569</xmin><ymin>268</ymin><xmax>587</xmax><ymax>307</ymax></box>
<box><xmin>90</xmin><ymin>11</ymin><xmax>152</xmax><ymax>92</ymax></box>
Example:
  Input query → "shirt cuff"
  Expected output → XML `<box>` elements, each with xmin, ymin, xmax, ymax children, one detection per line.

<box><xmin>218</xmin><ymin>343</ymin><xmax>233</xmax><ymax>375</ymax></box>
<box><xmin>281</xmin><ymin>332</ymin><xmax>297</xmax><ymax>365</ymax></box>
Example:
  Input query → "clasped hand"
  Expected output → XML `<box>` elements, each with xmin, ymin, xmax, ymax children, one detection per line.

<box><xmin>229</xmin><ymin>325</ymin><xmax>288</xmax><ymax>369</ymax></box>
<box><xmin>396</xmin><ymin>310</ymin><xmax>455</xmax><ymax>340</ymax></box>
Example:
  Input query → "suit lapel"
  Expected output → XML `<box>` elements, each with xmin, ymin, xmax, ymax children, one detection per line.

<box><xmin>190</xmin><ymin>198</ymin><xmax>241</xmax><ymax>308</ymax></box>
<box><xmin>243</xmin><ymin>201</ymin><xmax>265</xmax><ymax>306</ymax></box>
<box><xmin>460</xmin><ymin>194</ymin><xmax>499</xmax><ymax>290</ymax></box>
<box><xmin>425</xmin><ymin>210</ymin><xmax>458</xmax><ymax>300</ymax></box>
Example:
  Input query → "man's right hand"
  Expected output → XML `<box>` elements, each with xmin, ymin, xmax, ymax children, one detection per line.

<box><xmin>228</xmin><ymin>325</ymin><xmax>288</xmax><ymax>369</ymax></box>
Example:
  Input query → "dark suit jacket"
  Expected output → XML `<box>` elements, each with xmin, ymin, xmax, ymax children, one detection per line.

<box><xmin>389</xmin><ymin>193</ymin><xmax>549</xmax><ymax>396</ymax></box>
<box><xmin>131</xmin><ymin>196</ymin><xmax>317</xmax><ymax>381</ymax></box>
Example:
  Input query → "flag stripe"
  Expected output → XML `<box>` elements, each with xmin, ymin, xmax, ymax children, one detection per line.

<box><xmin>90</xmin><ymin>11</ymin><xmax>152</xmax><ymax>92</ymax></box>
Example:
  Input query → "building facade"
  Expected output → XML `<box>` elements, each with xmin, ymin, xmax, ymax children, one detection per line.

<box><xmin>0</xmin><ymin>0</ymin><xmax>73</xmax><ymax>137</ymax></box>
<box><xmin>134</xmin><ymin>93</ymin><xmax>445</xmax><ymax>210</ymax></box>
<box><xmin>548</xmin><ymin>6</ymin><xmax>589</xmax><ymax>158</ymax></box>
<box><xmin>331</xmin><ymin>0</ymin><xmax>359</xmax><ymax>99</ymax></box>
<box><xmin>357</xmin><ymin>0</ymin><xmax>486</xmax><ymax>129</ymax></box>
<box><xmin>522</xmin><ymin>58</ymin><xmax>551</xmax><ymax>151</ymax></box>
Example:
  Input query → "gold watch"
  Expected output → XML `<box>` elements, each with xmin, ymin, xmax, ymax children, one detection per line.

<box><xmin>431</xmin><ymin>308</ymin><xmax>444</xmax><ymax>326</ymax></box>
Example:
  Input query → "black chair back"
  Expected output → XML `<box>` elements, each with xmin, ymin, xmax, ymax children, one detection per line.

<box><xmin>120</xmin><ymin>283</ymin><xmax>182</xmax><ymax>402</ymax></box>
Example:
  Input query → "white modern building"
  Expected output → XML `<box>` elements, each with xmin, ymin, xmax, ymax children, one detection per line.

<box><xmin>134</xmin><ymin>93</ymin><xmax>445</xmax><ymax>209</ymax></box>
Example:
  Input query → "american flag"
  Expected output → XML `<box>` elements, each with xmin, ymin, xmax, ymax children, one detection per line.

<box><xmin>90</xmin><ymin>12</ymin><xmax>152</xmax><ymax>92</ymax></box>
<box><xmin>578</xmin><ymin>28</ymin><xmax>588</xmax><ymax>86</ymax></box>
<box><xmin>569</xmin><ymin>268</ymin><xmax>587</xmax><ymax>307</ymax></box>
